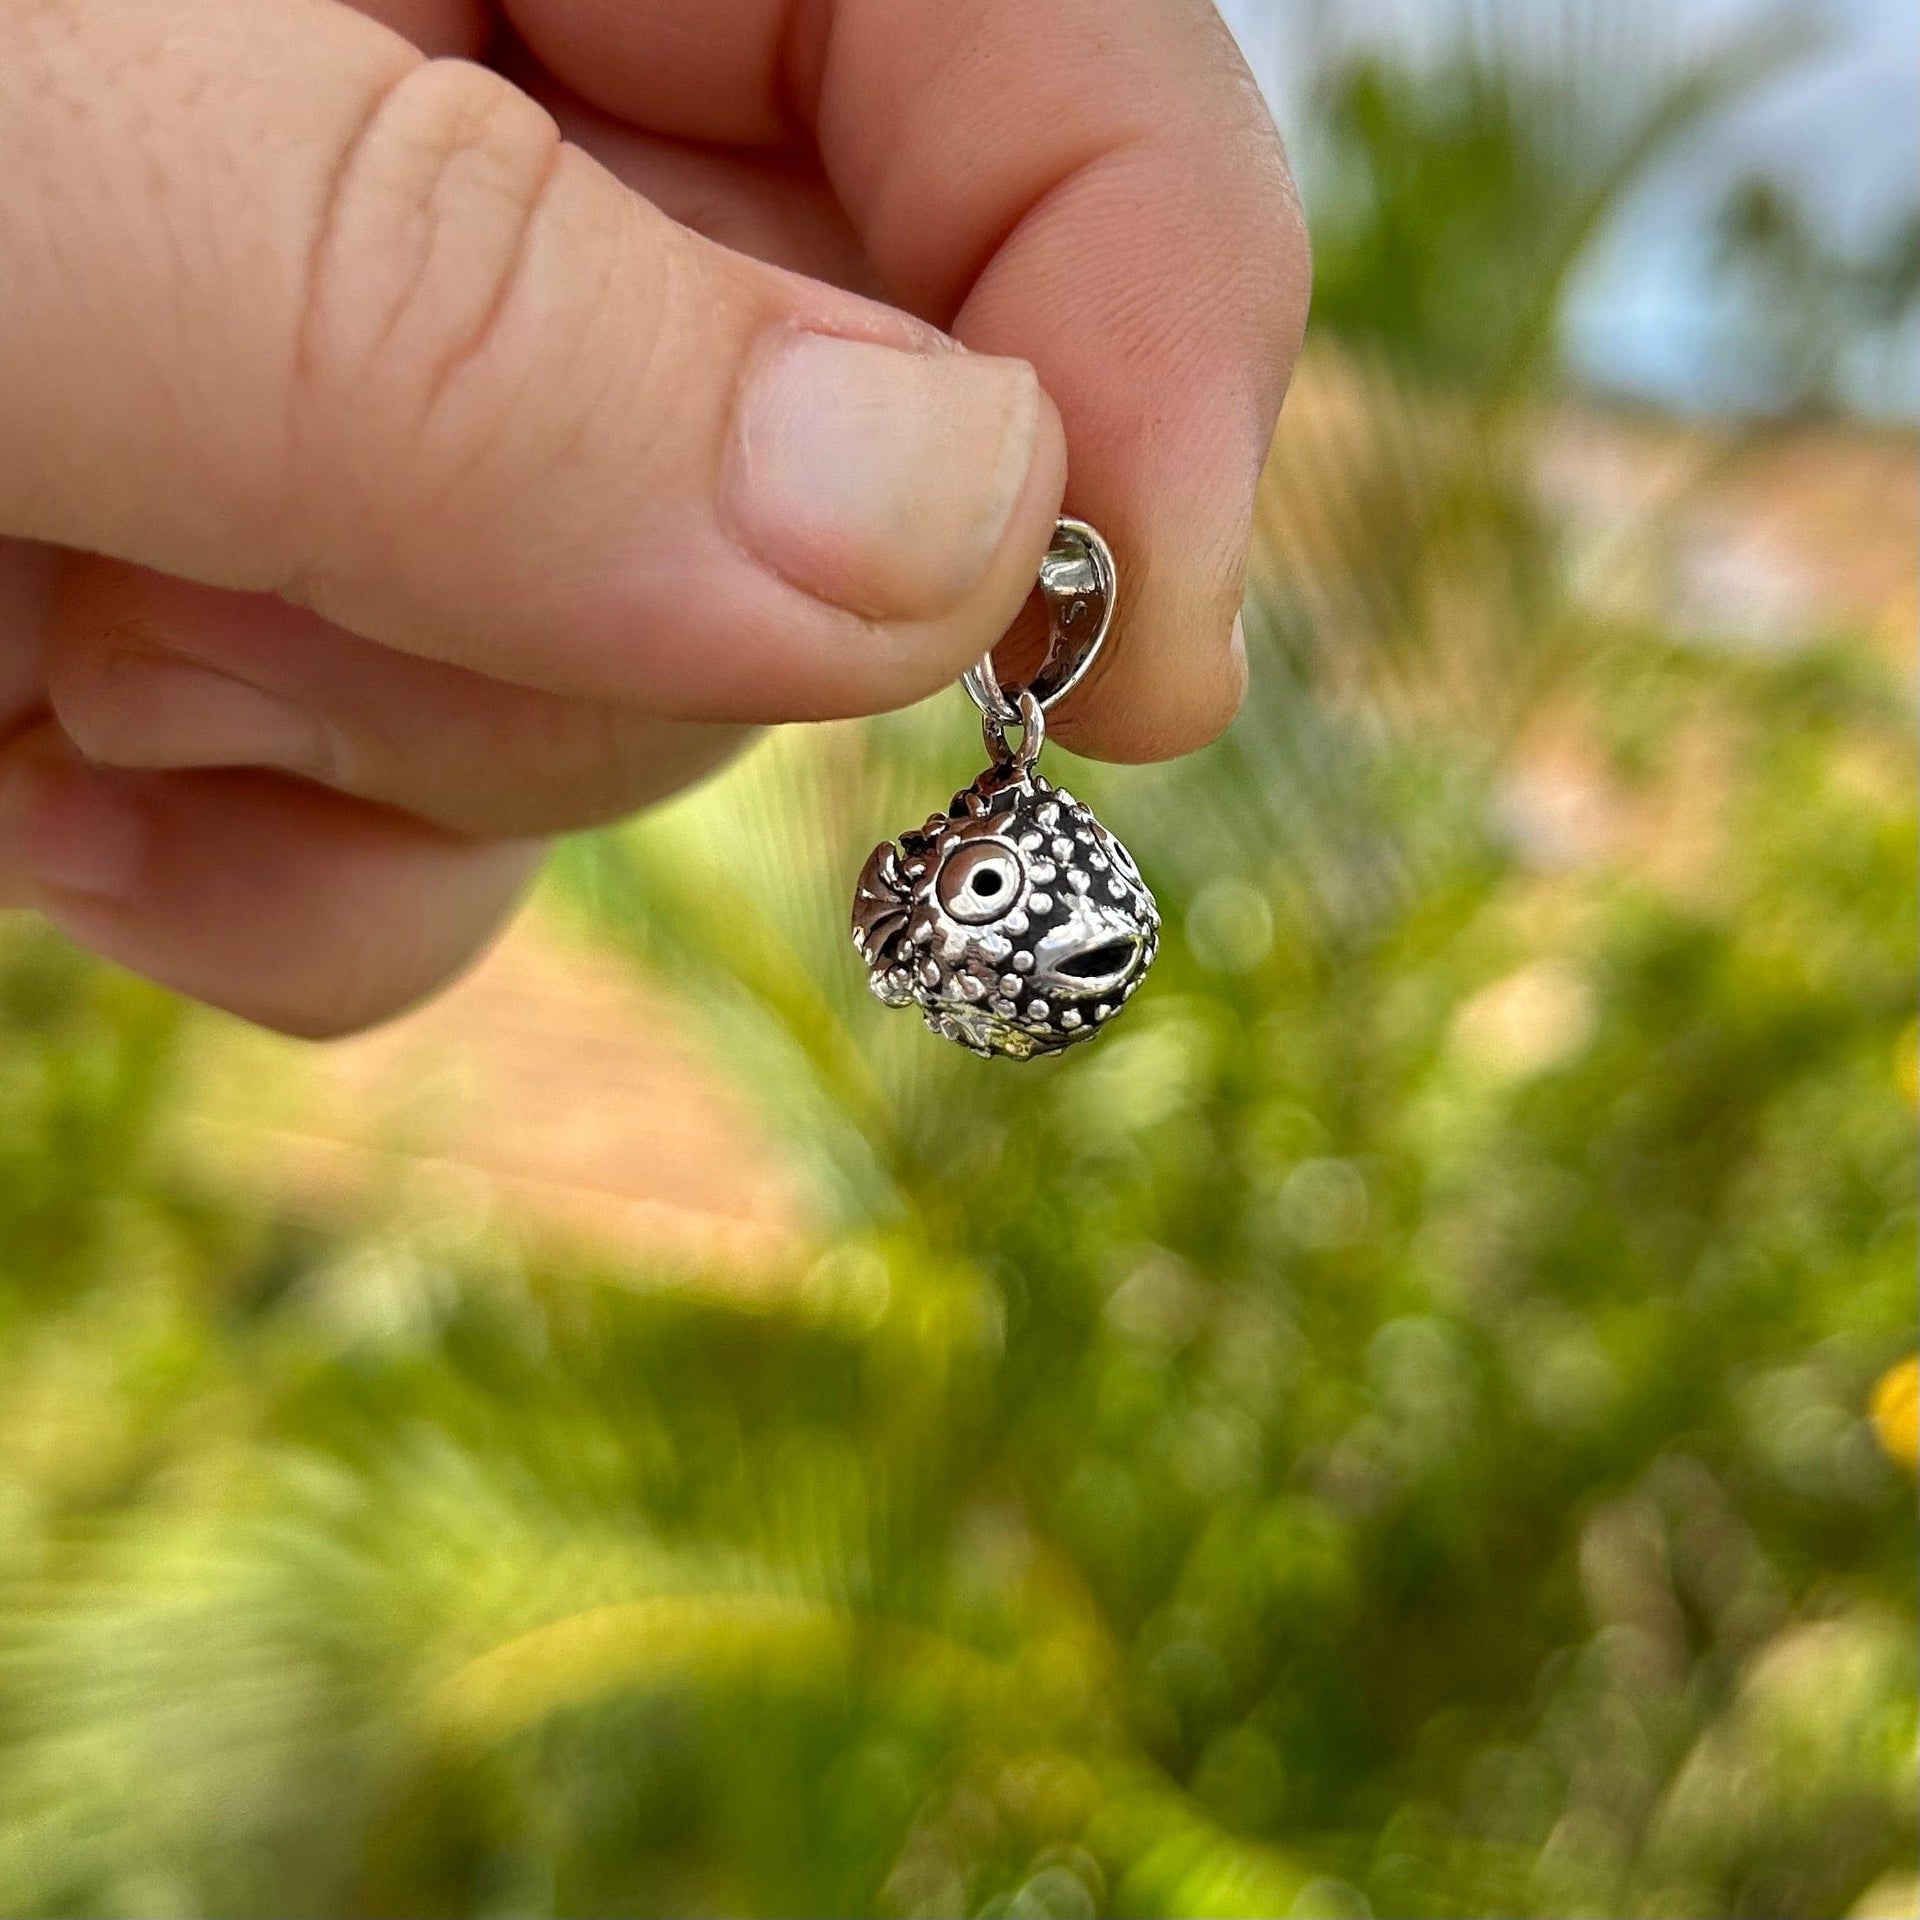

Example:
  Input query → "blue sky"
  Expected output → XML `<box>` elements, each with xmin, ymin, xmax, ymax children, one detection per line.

<box><xmin>1219</xmin><ymin>0</ymin><xmax>1919</xmax><ymax>415</ymax></box>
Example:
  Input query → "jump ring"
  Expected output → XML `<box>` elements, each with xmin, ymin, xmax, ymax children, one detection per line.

<box><xmin>981</xmin><ymin>688</ymin><xmax>1046</xmax><ymax>774</ymax></box>
<box><xmin>969</xmin><ymin>646</ymin><xmax>1021</xmax><ymax>727</ymax></box>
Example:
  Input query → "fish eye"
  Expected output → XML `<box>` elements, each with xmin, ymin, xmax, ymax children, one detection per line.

<box><xmin>938</xmin><ymin>839</ymin><xmax>1024</xmax><ymax>924</ymax></box>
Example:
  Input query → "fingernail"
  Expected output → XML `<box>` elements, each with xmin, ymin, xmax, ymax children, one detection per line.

<box><xmin>0</xmin><ymin>756</ymin><xmax>147</xmax><ymax>900</ymax></box>
<box><xmin>727</xmin><ymin>331</ymin><xmax>1042</xmax><ymax>621</ymax></box>
<box><xmin>85</xmin><ymin>648</ymin><xmax>333</xmax><ymax>776</ymax></box>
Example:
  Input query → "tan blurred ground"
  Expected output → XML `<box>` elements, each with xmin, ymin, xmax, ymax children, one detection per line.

<box><xmin>176</xmin><ymin>912</ymin><xmax>805</xmax><ymax>1278</ymax></box>
<box><xmin>176</xmin><ymin>380</ymin><xmax>1917</xmax><ymax>1269</ymax></box>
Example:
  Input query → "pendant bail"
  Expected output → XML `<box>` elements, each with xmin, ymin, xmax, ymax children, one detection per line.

<box><xmin>962</xmin><ymin>517</ymin><xmax>1116</xmax><ymax>723</ymax></box>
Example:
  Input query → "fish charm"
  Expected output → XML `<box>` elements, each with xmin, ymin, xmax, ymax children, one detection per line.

<box><xmin>850</xmin><ymin>520</ymin><xmax>1159</xmax><ymax>1059</ymax></box>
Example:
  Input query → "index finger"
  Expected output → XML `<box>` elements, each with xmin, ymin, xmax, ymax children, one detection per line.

<box><xmin>503</xmin><ymin>0</ymin><xmax>1310</xmax><ymax>760</ymax></box>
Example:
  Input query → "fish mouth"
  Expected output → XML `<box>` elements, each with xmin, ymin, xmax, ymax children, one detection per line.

<box><xmin>1035</xmin><ymin>924</ymin><xmax>1144</xmax><ymax>998</ymax></box>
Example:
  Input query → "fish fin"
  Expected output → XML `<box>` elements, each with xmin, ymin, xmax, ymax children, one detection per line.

<box><xmin>852</xmin><ymin>840</ymin><xmax>915</xmax><ymax>997</ymax></box>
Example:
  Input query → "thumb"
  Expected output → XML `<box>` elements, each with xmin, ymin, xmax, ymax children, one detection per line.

<box><xmin>0</xmin><ymin>0</ymin><xmax>1066</xmax><ymax>720</ymax></box>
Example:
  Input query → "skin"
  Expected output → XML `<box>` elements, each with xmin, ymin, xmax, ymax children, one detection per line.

<box><xmin>0</xmin><ymin>0</ymin><xmax>1309</xmax><ymax>1037</ymax></box>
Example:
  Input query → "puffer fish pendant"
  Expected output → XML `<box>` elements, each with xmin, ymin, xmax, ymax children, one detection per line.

<box><xmin>851</xmin><ymin>519</ymin><xmax>1159</xmax><ymax>1059</ymax></box>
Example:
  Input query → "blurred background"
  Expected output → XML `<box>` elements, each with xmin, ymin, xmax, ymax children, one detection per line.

<box><xmin>0</xmin><ymin>0</ymin><xmax>1914</xmax><ymax>1913</ymax></box>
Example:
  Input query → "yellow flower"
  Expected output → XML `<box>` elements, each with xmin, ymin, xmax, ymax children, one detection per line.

<box><xmin>1869</xmin><ymin>1357</ymin><xmax>1918</xmax><ymax>1474</ymax></box>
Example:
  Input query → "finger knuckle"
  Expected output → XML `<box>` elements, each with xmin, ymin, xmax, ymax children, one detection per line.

<box><xmin>42</xmin><ymin>631</ymin><xmax>136</xmax><ymax>765</ymax></box>
<box><xmin>291</xmin><ymin>58</ymin><xmax>572</xmax><ymax>501</ymax></box>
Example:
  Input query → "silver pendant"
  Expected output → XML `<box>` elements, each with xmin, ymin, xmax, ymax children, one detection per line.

<box><xmin>851</xmin><ymin>519</ymin><xmax>1159</xmax><ymax>1059</ymax></box>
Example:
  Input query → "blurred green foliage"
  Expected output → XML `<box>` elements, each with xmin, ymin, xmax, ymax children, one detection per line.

<box><xmin>1299</xmin><ymin>0</ymin><xmax>1808</xmax><ymax>397</ymax></box>
<box><xmin>1710</xmin><ymin>174</ymin><xmax>1920</xmax><ymax>418</ymax></box>
<box><xmin>0</xmin><ymin>6</ymin><xmax>1915</xmax><ymax>1916</ymax></box>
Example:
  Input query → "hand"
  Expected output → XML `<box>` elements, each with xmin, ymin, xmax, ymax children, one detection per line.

<box><xmin>0</xmin><ymin>0</ymin><xmax>1308</xmax><ymax>1035</ymax></box>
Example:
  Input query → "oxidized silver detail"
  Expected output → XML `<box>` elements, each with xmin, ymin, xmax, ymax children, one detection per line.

<box><xmin>851</xmin><ymin>518</ymin><xmax>1157</xmax><ymax>1060</ymax></box>
<box><xmin>962</xmin><ymin>517</ymin><xmax>1116</xmax><ymax>721</ymax></box>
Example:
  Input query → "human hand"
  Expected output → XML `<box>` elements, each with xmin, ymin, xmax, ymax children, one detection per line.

<box><xmin>0</xmin><ymin>0</ymin><xmax>1308</xmax><ymax>1035</ymax></box>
